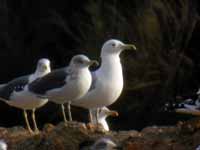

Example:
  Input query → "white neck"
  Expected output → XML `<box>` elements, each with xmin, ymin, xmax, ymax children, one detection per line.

<box><xmin>29</xmin><ymin>68</ymin><xmax>50</xmax><ymax>83</ymax></box>
<box><xmin>99</xmin><ymin>54</ymin><xmax>122</xmax><ymax>77</ymax></box>
<box><xmin>35</xmin><ymin>68</ymin><xmax>51</xmax><ymax>78</ymax></box>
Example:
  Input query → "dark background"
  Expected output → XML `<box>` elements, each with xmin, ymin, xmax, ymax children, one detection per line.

<box><xmin>0</xmin><ymin>0</ymin><xmax>199</xmax><ymax>131</ymax></box>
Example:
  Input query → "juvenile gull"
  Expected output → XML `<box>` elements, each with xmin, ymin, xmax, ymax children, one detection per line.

<box><xmin>72</xmin><ymin>39</ymin><xmax>136</xmax><ymax>122</ymax></box>
<box><xmin>29</xmin><ymin>55</ymin><xmax>98</xmax><ymax>123</ymax></box>
<box><xmin>0</xmin><ymin>58</ymin><xmax>51</xmax><ymax>133</ymax></box>
<box><xmin>90</xmin><ymin>107</ymin><xmax>118</xmax><ymax>131</ymax></box>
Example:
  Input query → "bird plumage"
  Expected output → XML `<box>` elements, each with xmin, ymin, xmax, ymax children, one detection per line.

<box><xmin>28</xmin><ymin>54</ymin><xmax>97</xmax><ymax>122</ymax></box>
<box><xmin>73</xmin><ymin>39</ymin><xmax>136</xmax><ymax>109</ymax></box>
<box><xmin>29</xmin><ymin>68</ymin><xmax>68</xmax><ymax>95</ymax></box>
<box><xmin>0</xmin><ymin>58</ymin><xmax>51</xmax><ymax>133</ymax></box>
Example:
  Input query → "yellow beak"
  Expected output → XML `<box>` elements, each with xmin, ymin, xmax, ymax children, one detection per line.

<box><xmin>122</xmin><ymin>44</ymin><xmax>137</xmax><ymax>51</ymax></box>
<box><xmin>108</xmin><ymin>111</ymin><xmax>119</xmax><ymax>117</ymax></box>
<box><xmin>88</xmin><ymin>60</ymin><xmax>99</xmax><ymax>66</ymax></box>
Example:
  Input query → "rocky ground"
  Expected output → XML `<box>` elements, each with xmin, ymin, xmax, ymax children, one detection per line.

<box><xmin>0</xmin><ymin>118</ymin><xmax>200</xmax><ymax>150</ymax></box>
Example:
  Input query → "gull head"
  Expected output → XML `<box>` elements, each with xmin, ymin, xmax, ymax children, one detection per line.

<box><xmin>197</xmin><ymin>88</ymin><xmax>200</xmax><ymax>95</ymax></box>
<box><xmin>91</xmin><ymin>138</ymin><xmax>120</xmax><ymax>150</ymax></box>
<box><xmin>99</xmin><ymin>107</ymin><xmax>119</xmax><ymax>119</ymax></box>
<box><xmin>70</xmin><ymin>54</ymin><xmax>98</xmax><ymax>69</ymax></box>
<box><xmin>101</xmin><ymin>39</ymin><xmax>137</xmax><ymax>57</ymax></box>
<box><xmin>36</xmin><ymin>58</ymin><xmax>51</xmax><ymax>73</ymax></box>
<box><xmin>0</xmin><ymin>140</ymin><xmax>7</xmax><ymax>150</ymax></box>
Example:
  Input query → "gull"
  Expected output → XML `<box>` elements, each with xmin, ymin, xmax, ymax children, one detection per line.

<box><xmin>165</xmin><ymin>88</ymin><xmax>200</xmax><ymax>115</ymax></box>
<box><xmin>72</xmin><ymin>39</ymin><xmax>136</xmax><ymax>122</ymax></box>
<box><xmin>90</xmin><ymin>138</ymin><xmax>120</xmax><ymax>150</ymax></box>
<box><xmin>28</xmin><ymin>55</ymin><xmax>98</xmax><ymax>123</ymax></box>
<box><xmin>179</xmin><ymin>99</ymin><xmax>200</xmax><ymax>111</ymax></box>
<box><xmin>174</xmin><ymin>99</ymin><xmax>200</xmax><ymax>116</ymax></box>
<box><xmin>196</xmin><ymin>145</ymin><xmax>200</xmax><ymax>150</ymax></box>
<box><xmin>0</xmin><ymin>140</ymin><xmax>7</xmax><ymax>150</ymax></box>
<box><xmin>173</xmin><ymin>98</ymin><xmax>200</xmax><ymax>116</ymax></box>
<box><xmin>0</xmin><ymin>58</ymin><xmax>51</xmax><ymax>133</ymax></box>
<box><xmin>90</xmin><ymin>107</ymin><xmax>118</xmax><ymax>131</ymax></box>
<box><xmin>79</xmin><ymin>138</ymin><xmax>121</xmax><ymax>150</ymax></box>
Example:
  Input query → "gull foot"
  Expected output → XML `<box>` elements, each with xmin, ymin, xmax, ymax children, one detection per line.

<box><xmin>27</xmin><ymin>128</ymin><xmax>34</xmax><ymax>135</ymax></box>
<box><xmin>34</xmin><ymin>129</ymin><xmax>40</xmax><ymax>135</ymax></box>
<box><xmin>67</xmin><ymin>121</ymin><xmax>86</xmax><ymax>129</ymax></box>
<box><xmin>87</xmin><ymin>123</ymin><xmax>106</xmax><ymax>133</ymax></box>
<box><xmin>86</xmin><ymin>123</ymin><xmax>96</xmax><ymax>131</ymax></box>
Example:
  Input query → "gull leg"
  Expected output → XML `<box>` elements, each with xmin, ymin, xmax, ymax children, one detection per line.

<box><xmin>89</xmin><ymin>109</ymin><xmax>94</xmax><ymax>123</ymax></box>
<box><xmin>95</xmin><ymin>108</ymin><xmax>101</xmax><ymax>130</ymax></box>
<box><xmin>95</xmin><ymin>108</ymin><xmax>99</xmax><ymax>124</ymax></box>
<box><xmin>86</xmin><ymin>109</ymin><xmax>96</xmax><ymax>130</ymax></box>
<box><xmin>23</xmin><ymin>110</ymin><xmax>33</xmax><ymax>134</ymax></box>
<box><xmin>61</xmin><ymin>104</ymin><xmax>67</xmax><ymax>123</ymax></box>
<box><xmin>32</xmin><ymin>108</ymin><xmax>39</xmax><ymax>133</ymax></box>
<box><xmin>67</xmin><ymin>101</ymin><xmax>72</xmax><ymax>121</ymax></box>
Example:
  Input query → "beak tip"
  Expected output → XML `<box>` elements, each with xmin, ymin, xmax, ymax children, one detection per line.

<box><xmin>92</xmin><ymin>60</ymin><xmax>99</xmax><ymax>66</ymax></box>
<box><xmin>132</xmin><ymin>45</ymin><xmax>137</xmax><ymax>50</ymax></box>
<box><xmin>111</xmin><ymin>111</ymin><xmax>119</xmax><ymax>117</ymax></box>
<box><xmin>115</xmin><ymin>112</ymin><xmax>119</xmax><ymax>116</ymax></box>
<box><xmin>124</xmin><ymin>44</ymin><xmax>137</xmax><ymax>51</ymax></box>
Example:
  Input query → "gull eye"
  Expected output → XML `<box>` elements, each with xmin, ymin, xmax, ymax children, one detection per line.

<box><xmin>76</xmin><ymin>59</ymin><xmax>84</xmax><ymax>64</ymax></box>
<box><xmin>99</xmin><ymin>109</ymin><xmax>102</xmax><ymax>114</ymax></box>
<box><xmin>111</xmin><ymin>43</ymin><xmax>116</xmax><ymax>47</ymax></box>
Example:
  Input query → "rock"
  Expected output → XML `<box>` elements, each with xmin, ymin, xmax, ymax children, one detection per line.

<box><xmin>0</xmin><ymin>118</ymin><xmax>198</xmax><ymax>149</ymax></box>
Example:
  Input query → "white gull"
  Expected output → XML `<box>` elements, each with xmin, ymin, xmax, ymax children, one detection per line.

<box><xmin>72</xmin><ymin>39</ymin><xmax>136</xmax><ymax>122</ymax></box>
<box><xmin>0</xmin><ymin>58</ymin><xmax>51</xmax><ymax>133</ymax></box>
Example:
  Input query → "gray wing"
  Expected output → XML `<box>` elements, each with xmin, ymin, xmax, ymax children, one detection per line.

<box><xmin>88</xmin><ymin>71</ymin><xmax>97</xmax><ymax>92</ymax></box>
<box><xmin>0</xmin><ymin>75</ymin><xmax>29</xmax><ymax>99</ymax></box>
<box><xmin>28</xmin><ymin>68</ymin><xmax>68</xmax><ymax>95</ymax></box>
